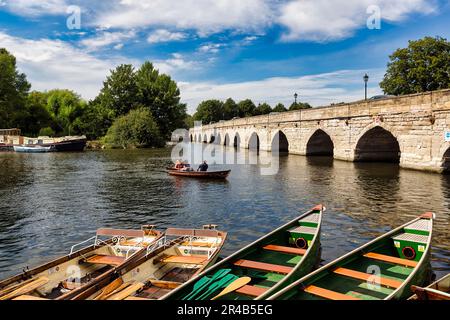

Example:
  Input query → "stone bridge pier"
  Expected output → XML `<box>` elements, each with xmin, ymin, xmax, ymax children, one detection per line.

<box><xmin>189</xmin><ymin>89</ymin><xmax>450</xmax><ymax>173</ymax></box>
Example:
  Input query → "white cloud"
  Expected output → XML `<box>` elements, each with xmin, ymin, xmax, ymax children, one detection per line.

<box><xmin>95</xmin><ymin>0</ymin><xmax>273</xmax><ymax>35</ymax></box>
<box><xmin>198</xmin><ymin>43</ymin><xmax>225</xmax><ymax>54</ymax></box>
<box><xmin>0</xmin><ymin>32</ymin><xmax>138</xmax><ymax>99</ymax></box>
<box><xmin>80</xmin><ymin>31</ymin><xmax>136</xmax><ymax>51</ymax></box>
<box><xmin>278</xmin><ymin>0</ymin><xmax>437</xmax><ymax>42</ymax></box>
<box><xmin>2</xmin><ymin>0</ymin><xmax>68</xmax><ymax>16</ymax></box>
<box><xmin>147</xmin><ymin>29</ymin><xmax>187</xmax><ymax>43</ymax></box>
<box><xmin>154</xmin><ymin>53</ymin><xmax>198</xmax><ymax>74</ymax></box>
<box><xmin>179</xmin><ymin>69</ymin><xmax>384</xmax><ymax>113</ymax></box>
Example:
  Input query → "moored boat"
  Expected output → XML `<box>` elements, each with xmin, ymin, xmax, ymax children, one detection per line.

<box><xmin>268</xmin><ymin>212</ymin><xmax>434</xmax><ymax>300</ymax></box>
<box><xmin>167</xmin><ymin>168</ymin><xmax>231</xmax><ymax>179</ymax></box>
<box><xmin>409</xmin><ymin>273</ymin><xmax>450</xmax><ymax>300</ymax></box>
<box><xmin>67</xmin><ymin>225</ymin><xmax>227</xmax><ymax>300</ymax></box>
<box><xmin>0</xmin><ymin>226</ymin><xmax>162</xmax><ymax>300</ymax></box>
<box><xmin>43</xmin><ymin>137</ymin><xmax>87</xmax><ymax>152</ymax></box>
<box><xmin>13</xmin><ymin>145</ymin><xmax>54</xmax><ymax>153</ymax></box>
<box><xmin>163</xmin><ymin>205</ymin><xmax>324</xmax><ymax>300</ymax></box>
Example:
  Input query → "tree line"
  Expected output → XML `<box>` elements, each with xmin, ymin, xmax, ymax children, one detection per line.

<box><xmin>192</xmin><ymin>98</ymin><xmax>311</xmax><ymax>124</ymax></box>
<box><xmin>1</xmin><ymin>36</ymin><xmax>449</xmax><ymax>148</ymax></box>
<box><xmin>0</xmin><ymin>48</ymin><xmax>190</xmax><ymax>148</ymax></box>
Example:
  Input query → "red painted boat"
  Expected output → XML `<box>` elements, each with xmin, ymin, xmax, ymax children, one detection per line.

<box><xmin>167</xmin><ymin>168</ymin><xmax>231</xmax><ymax>179</ymax></box>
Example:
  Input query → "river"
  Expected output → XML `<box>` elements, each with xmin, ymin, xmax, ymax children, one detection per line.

<box><xmin>0</xmin><ymin>146</ymin><xmax>448</xmax><ymax>281</ymax></box>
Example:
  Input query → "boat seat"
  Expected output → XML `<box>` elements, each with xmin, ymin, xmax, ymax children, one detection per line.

<box><xmin>333</xmin><ymin>267</ymin><xmax>402</xmax><ymax>289</ymax></box>
<box><xmin>234</xmin><ymin>259</ymin><xmax>293</xmax><ymax>274</ymax></box>
<box><xmin>181</xmin><ymin>241</ymin><xmax>215</xmax><ymax>248</ymax></box>
<box><xmin>83</xmin><ymin>255</ymin><xmax>126</xmax><ymax>266</ymax></box>
<box><xmin>305</xmin><ymin>285</ymin><xmax>360</xmax><ymax>300</ymax></box>
<box><xmin>263</xmin><ymin>244</ymin><xmax>306</xmax><ymax>255</ymax></box>
<box><xmin>235</xmin><ymin>285</ymin><xmax>268</xmax><ymax>297</ymax></box>
<box><xmin>363</xmin><ymin>252</ymin><xmax>418</xmax><ymax>268</ymax></box>
<box><xmin>160</xmin><ymin>255</ymin><xmax>208</xmax><ymax>265</ymax></box>
<box><xmin>13</xmin><ymin>295</ymin><xmax>50</xmax><ymax>300</ymax></box>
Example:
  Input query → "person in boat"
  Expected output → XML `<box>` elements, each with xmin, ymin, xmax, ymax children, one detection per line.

<box><xmin>175</xmin><ymin>160</ymin><xmax>183</xmax><ymax>170</ymax></box>
<box><xmin>198</xmin><ymin>160</ymin><xmax>208</xmax><ymax>172</ymax></box>
<box><xmin>181</xmin><ymin>163</ymin><xmax>194</xmax><ymax>172</ymax></box>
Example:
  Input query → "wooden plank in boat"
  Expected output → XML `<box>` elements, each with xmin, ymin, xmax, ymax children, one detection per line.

<box><xmin>84</xmin><ymin>255</ymin><xmax>126</xmax><ymax>266</ymax></box>
<box><xmin>0</xmin><ymin>277</ymin><xmax>49</xmax><ymax>300</ymax></box>
<box><xmin>148</xmin><ymin>279</ymin><xmax>183</xmax><ymax>289</ymax></box>
<box><xmin>234</xmin><ymin>259</ymin><xmax>293</xmax><ymax>274</ymax></box>
<box><xmin>333</xmin><ymin>267</ymin><xmax>402</xmax><ymax>289</ymax></box>
<box><xmin>125</xmin><ymin>296</ymin><xmax>151</xmax><ymax>300</ymax></box>
<box><xmin>363</xmin><ymin>252</ymin><xmax>418</xmax><ymax>268</ymax></box>
<box><xmin>13</xmin><ymin>295</ymin><xmax>50</xmax><ymax>300</ymax></box>
<box><xmin>263</xmin><ymin>244</ymin><xmax>306</xmax><ymax>255</ymax></box>
<box><xmin>107</xmin><ymin>282</ymin><xmax>144</xmax><ymax>300</ymax></box>
<box><xmin>305</xmin><ymin>285</ymin><xmax>360</xmax><ymax>300</ymax></box>
<box><xmin>161</xmin><ymin>255</ymin><xmax>208</xmax><ymax>264</ymax></box>
<box><xmin>236</xmin><ymin>285</ymin><xmax>268</xmax><ymax>297</ymax></box>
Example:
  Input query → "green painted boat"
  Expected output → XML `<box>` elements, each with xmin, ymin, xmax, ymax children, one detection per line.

<box><xmin>163</xmin><ymin>205</ymin><xmax>324</xmax><ymax>300</ymax></box>
<box><xmin>268</xmin><ymin>212</ymin><xmax>435</xmax><ymax>301</ymax></box>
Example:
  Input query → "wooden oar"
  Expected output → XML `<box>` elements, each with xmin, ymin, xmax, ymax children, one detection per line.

<box><xmin>0</xmin><ymin>277</ymin><xmax>49</xmax><ymax>300</ymax></box>
<box><xmin>0</xmin><ymin>278</ymin><xmax>36</xmax><ymax>297</ymax></box>
<box><xmin>93</xmin><ymin>277</ymin><xmax>124</xmax><ymax>300</ymax></box>
<box><xmin>211</xmin><ymin>277</ymin><xmax>252</xmax><ymax>300</ymax></box>
<box><xmin>107</xmin><ymin>282</ymin><xmax>144</xmax><ymax>300</ymax></box>
<box><xmin>184</xmin><ymin>269</ymin><xmax>231</xmax><ymax>300</ymax></box>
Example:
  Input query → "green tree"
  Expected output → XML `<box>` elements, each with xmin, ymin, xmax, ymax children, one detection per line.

<box><xmin>237</xmin><ymin>99</ymin><xmax>256</xmax><ymax>117</ymax></box>
<box><xmin>289</xmin><ymin>102</ymin><xmax>312</xmax><ymax>110</ymax></box>
<box><xmin>136</xmin><ymin>62</ymin><xmax>185</xmax><ymax>138</ymax></box>
<box><xmin>0</xmin><ymin>48</ymin><xmax>31</xmax><ymax>128</ymax></box>
<box><xmin>223</xmin><ymin>98</ymin><xmax>239</xmax><ymax>119</ymax></box>
<box><xmin>105</xmin><ymin>108</ymin><xmax>163</xmax><ymax>149</ymax></box>
<box><xmin>21</xmin><ymin>91</ymin><xmax>53</xmax><ymax>135</ymax></box>
<box><xmin>75</xmin><ymin>101</ymin><xmax>114</xmax><ymax>140</ymax></box>
<box><xmin>193</xmin><ymin>99</ymin><xmax>224</xmax><ymax>124</ymax></box>
<box><xmin>45</xmin><ymin>89</ymin><xmax>86</xmax><ymax>135</ymax></box>
<box><xmin>184</xmin><ymin>113</ymin><xmax>194</xmax><ymax>129</ymax></box>
<box><xmin>380</xmin><ymin>36</ymin><xmax>450</xmax><ymax>95</ymax></box>
<box><xmin>95</xmin><ymin>64</ymin><xmax>139</xmax><ymax>117</ymax></box>
<box><xmin>272</xmin><ymin>103</ymin><xmax>287</xmax><ymax>113</ymax></box>
<box><xmin>255</xmin><ymin>103</ymin><xmax>272</xmax><ymax>115</ymax></box>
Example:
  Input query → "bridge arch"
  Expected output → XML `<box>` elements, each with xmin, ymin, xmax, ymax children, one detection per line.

<box><xmin>271</xmin><ymin>130</ymin><xmax>289</xmax><ymax>154</ymax></box>
<box><xmin>234</xmin><ymin>133</ymin><xmax>241</xmax><ymax>148</ymax></box>
<box><xmin>224</xmin><ymin>133</ymin><xmax>230</xmax><ymax>146</ymax></box>
<box><xmin>248</xmin><ymin>132</ymin><xmax>260</xmax><ymax>152</ymax></box>
<box><xmin>306</xmin><ymin>129</ymin><xmax>334</xmax><ymax>156</ymax></box>
<box><xmin>190</xmin><ymin>134</ymin><xmax>193</xmax><ymax>142</ymax></box>
<box><xmin>354</xmin><ymin>125</ymin><xmax>400</xmax><ymax>163</ymax></box>
<box><xmin>203</xmin><ymin>134</ymin><xmax>208</xmax><ymax>143</ymax></box>
<box><xmin>441</xmin><ymin>147</ymin><xmax>450</xmax><ymax>173</ymax></box>
<box><xmin>216</xmin><ymin>133</ymin><xmax>222</xmax><ymax>145</ymax></box>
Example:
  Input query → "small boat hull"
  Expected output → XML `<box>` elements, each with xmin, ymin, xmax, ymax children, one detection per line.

<box><xmin>163</xmin><ymin>205</ymin><xmax>324</xmax><ymax>300</ymax></box>
<box><xmin>268</xmin><ymin>212</ymin><xmax>435</xmax><ymax>301</ymax></box>
<box><xmin>409</xmin><ymin>273</ymin><xmax>450</xmax><ymax>300</ymax></box>
<box><xmin>167</xmin><ymin>168</ymin><xmax>231</xmax><ymax>179</ymax></box>
<box><xmin>43</xmin><ymin>138</ymin><xmax>87</xmax><ymax>152</ymax></box>
<box><xmin>13</xmin><ymin>146</ymin><xmax>53</xmax><ymax>153</ymax></box>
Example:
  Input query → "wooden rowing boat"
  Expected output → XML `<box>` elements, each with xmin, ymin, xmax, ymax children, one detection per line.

<box><xmin>0</xmin><ymin>226</ymin><xmax>162</xmax><ymax>300</ymax></box>
<box><xmin>268</xmin><ymin>212</ymin><xmax>435</xmax><ymax>300</ymax></box>
<box><xmin>163</xmin><ymin>205</ymin><xmax>324</xmax><ymax>300</ymax></box>
<box><xmin>13</xmin><ymin>145</ymin><xmax>53</xmax><ymax>153</ymax></box>
<box><xmin>167</xmin><ymin>168</ymin><xmax>231</xmax><ymax>179</ymax></box>
<box><xmin>68</xmin><ymin>225</ymin><xmax>227</xmax><ymax>300</ymax></box>
<box><xmin>409</xmin><ymin>273</ymin><xmax>450</xmax><ymax>300</ymax></box>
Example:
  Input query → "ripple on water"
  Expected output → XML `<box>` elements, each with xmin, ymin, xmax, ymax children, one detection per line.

<box><xmin>0</xmin><ymin>148</ymin><xmax>448</xmax><ymax>280</ymax></box>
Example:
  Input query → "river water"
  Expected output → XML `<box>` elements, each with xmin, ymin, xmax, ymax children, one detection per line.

<box><xmin>0</xmin><ymin>146</ymin><xmax>448</xmax><ymax>280</ymax></box>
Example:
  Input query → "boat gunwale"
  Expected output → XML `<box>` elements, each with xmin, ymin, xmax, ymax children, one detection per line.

<box><xmin>162</xmin><ymin>204</ymin><xmax>324</xmax><ymax>300</ymax></box>
<box><xmin>255</xmin><ymin>206</ymin><xmax>323</xmax><ymax>300</ymax></box>
<box><xmin>267</xmin><ymin>213</ymin><xmax>434</xmax><ymax>300</ymax></box>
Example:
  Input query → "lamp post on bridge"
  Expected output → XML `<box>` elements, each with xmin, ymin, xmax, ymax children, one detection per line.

<box><xmin>294</xmin><ymin>92</ymin><xmax>298</xmax><ymax>105</ymax></box>
<box><xmin>363</xmin><ymin>73</ymin><xmax>369</xmax><ymax>101</ymax></box>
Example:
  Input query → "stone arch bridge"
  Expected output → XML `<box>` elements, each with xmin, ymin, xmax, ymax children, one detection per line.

<box><xmin>188</xmin><ymin>89</ymin><xmax>450</xmax><ymax>173</ymax></box>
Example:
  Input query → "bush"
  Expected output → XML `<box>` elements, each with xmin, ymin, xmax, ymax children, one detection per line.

<box><xmin>38</xmin><ymin>127</ymin><xmax>55</xmax><ymax>137</ymax></box>
<box><xmin>104</xmin><ymin>108</ymin><xmax>164</xmax><ymax>149</ymax></box>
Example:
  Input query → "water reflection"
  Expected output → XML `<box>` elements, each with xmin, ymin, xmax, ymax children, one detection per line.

<box><xmin>0</xmin><ymin>147</ymin><xmax>448</xmax><ymax>280</ymax></box>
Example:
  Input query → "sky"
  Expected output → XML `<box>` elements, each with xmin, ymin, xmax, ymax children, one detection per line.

<box><xmin>0</xmin><ymin>0</ymin><xmax>449</xmax><ymax>114</ymax></box>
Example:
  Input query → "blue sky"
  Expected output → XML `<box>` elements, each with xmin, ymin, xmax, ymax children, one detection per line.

<box><xmin>0</xmin><ymin>0</ymin><xmax>449</xmax><ymax>114</ymax></box>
